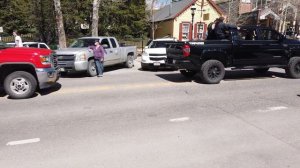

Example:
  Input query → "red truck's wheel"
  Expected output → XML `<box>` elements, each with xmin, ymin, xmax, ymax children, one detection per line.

<box><xmin>200</xmin><ymin>60</ymin><xmax>225</xmax><ymax>84</ymax></box>
<box><xmin>4</xmin><ymin>71</ymin><xmax>37</xmax><ymax>99</ymax></box>
<box><xmin>286</xmin><ymin>57</ymin><xmax>300</xmax><ymax>79</ymax></box>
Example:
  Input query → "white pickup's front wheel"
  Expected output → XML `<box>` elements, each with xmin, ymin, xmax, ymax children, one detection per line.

<box><xmin>4</xmin><ymin>71</ymin><xmax>37</xmax><ymax>99</ymax></box>
<box><xmin>125</xmin><ymin>55</ymin><xmax>134</xmax><ymax>68</ymax></box>
<box><xmin>87</xmin><ymin>59</ymin><xmax>97</xmax><ymax>77</ymax></box>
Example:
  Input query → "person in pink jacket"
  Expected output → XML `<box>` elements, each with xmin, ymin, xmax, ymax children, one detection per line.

<box><xmin>89</xmin><ymin>40</ymin><xmax>107</xmax><ymax>77</ymax></box>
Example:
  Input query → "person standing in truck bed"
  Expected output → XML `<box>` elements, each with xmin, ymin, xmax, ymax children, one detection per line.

<box><xmin>214</xmin><ymin>17</ymin><xmax>237</xmax><ymax>40</ymax></box>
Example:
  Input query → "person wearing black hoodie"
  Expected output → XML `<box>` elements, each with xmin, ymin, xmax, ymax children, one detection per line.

<box><xmin>214</xmin><ymin>17</ymin><xmax>237</xmax><ymax>40</ymax></box>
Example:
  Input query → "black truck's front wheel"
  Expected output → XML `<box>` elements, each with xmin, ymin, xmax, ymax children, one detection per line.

<box><xmin>200</xmin><ymin>60</ymin><xmax>225</xmax><ymax>84</ymax></box>
<box><xmin>180</xmin><ymin>70</ymin><xmax>197</xmax><ymax>78</ymax></box>
<box><xmin>286</xmin><ymin>57</ymin><xmax>300</xmax><ymax>78</ymax></box>
<box><xmin>4</xmin><ymin>71</ymin><xmax>37</xmax><ymax>99</ymax></box>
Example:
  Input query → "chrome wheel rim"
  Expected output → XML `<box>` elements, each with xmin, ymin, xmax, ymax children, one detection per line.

<box><xmin>10</xmin><ymin>77</ymin><xmax>30</xmax><ymax>95</ymax></box>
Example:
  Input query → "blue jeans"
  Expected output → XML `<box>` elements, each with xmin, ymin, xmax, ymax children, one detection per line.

<box><xmin>94</xmin><ymin>59</ymin><xmax>104</xmax><ymax>75</ymax></box>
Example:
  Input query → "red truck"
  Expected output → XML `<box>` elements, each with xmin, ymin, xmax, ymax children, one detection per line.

<box><xmin>0</xmin><ymin>42</ymin><xmax>59</xmax><ymax>99</ymax></box>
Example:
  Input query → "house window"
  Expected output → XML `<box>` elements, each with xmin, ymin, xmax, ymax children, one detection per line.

<box><xmin>203</xmin><ymin>14</ymin><xmax>209</xmax><ymax>21</ymax></box>
<box><xmin>196</xmin><ymin>23</ymin><xmax>205</xmax><ymax>39</ymax></box>
<box><xmin>182</xmin><ymin>23</ymin><xmax>190</xmax><ymax>40</ymax></box>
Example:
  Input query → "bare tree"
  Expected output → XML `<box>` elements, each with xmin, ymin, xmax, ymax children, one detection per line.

<box><xmin>92</xmin><ymin>0</ymin><xmax>101</xmax><ymax>36</ymax></box>
<box><xmin>53</xmin><ymin>0</ymin><xmax>66</xmax><ymax>48</ymax></box>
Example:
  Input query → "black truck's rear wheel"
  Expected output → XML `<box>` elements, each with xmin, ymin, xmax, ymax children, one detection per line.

<box><xmin>200</xmin><ymin>60</ymin><xmax>225</xmax><ymax>84</ymax></box>
<box><xmin>180</xmin><ymin>70</ymin><xmax>197</xmax><ymax>78</ymax></box>
<box><xmin>4</xmin><ymin>71</ymin><xmax>37</xmax><ymax>99</ymax></box>
<box><xmin>286</xmin><ymin>57</ymin><xmax>300</xmax><ymax>78</ymax></box>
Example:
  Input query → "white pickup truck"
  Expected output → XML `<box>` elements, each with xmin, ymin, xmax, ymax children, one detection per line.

<box><xmin>141</xmin><ymin>38</ymin><xmax>177</xmax><ymax>70</ymax></box>
<box><xmin>56</xmin><ymin>37</ymin><xmax>137</xmax><ymax>76</ymax></box>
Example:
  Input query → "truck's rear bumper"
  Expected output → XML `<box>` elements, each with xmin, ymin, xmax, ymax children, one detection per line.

<box><xmin>166</xmin><ymin>58</ymin><xmax>197</xmax><ymax>70</ymax></box>
<box><xmin>36</xmin><ymin>68</ymin><xmax>59</xmax><ymax>89</ymax></box>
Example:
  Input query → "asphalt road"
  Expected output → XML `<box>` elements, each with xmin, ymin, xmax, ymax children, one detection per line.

<box><xmin>1</xmin><ymin>59</ymin><xmax>300</xmax><ymax>168</ymax></box>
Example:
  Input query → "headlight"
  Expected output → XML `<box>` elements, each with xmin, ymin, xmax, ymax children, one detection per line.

<box><xmin>76</xmin><ymin>53</ymin><xmax>87</xmax><ymax>61</ymax></box>
<box><xmin>40</xmin><ymin>55</ymin><xmax>51</xmax><ymax>65</ymax></box>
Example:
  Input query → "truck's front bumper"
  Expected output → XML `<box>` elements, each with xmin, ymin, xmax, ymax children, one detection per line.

<box><xmin>59</xmin><ymin>61</ymin><xmax>88</xmax><ymax>72</ymax></box>
<box><xmin>36</xmin><ymin>68</ymin><xmax>60</xmax><ymax>89</ymax></box>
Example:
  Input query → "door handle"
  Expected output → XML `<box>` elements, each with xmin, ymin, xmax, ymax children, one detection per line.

<box><xmin>110</xmin><ymin>51</ymin><xmax>113</xmax><ymax>53</ymax></box>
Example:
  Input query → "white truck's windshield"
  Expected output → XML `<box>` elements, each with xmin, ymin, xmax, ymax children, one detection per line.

<box><xmin>149</xmin><ymin>41</ymin><xmax>174</xmax><ymax>48</ymax></box>
<box><xmin>70</xmin><ymin>39</ymin><xmax>99</xmax><ymax>48</ymax></box>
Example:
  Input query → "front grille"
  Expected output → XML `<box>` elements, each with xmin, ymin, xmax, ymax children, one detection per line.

<box><xmin>150</xmin><ymin>57</ymin><xmax>166</xmax><ymax>61</ymax></box>
<box><xmin>51</xmin><ymin>54</ymin><xmax>58</xmax><ymax>69</ymax></box>
<box><xmin>149</xmin><ymin>53</ymin><xmax>166</xmax><ymax>56</ymax></box>
<box><xmin>57</xmin><ymin>54</ymin><xmax>75</xmax><ymax>61</ymax></box>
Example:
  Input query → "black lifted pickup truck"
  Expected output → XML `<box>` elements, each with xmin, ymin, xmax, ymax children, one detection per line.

<box><xmin>166</xmin><ymin>26</ymin><xmax>300</xmax><ymax>84</ymax></box>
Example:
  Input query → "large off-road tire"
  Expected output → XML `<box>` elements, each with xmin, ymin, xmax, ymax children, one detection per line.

<box><xmin>125</xmin><ymin>55</ymin><xmax>134</xmax><ymax>68</ymax></box>
<box><xmin>180</xmin><ymin>70</ymin><xmax>197</xmax><ymax>78</ymax></box>
<box><xmin>286</xmin><ymin>57</ymin><xmax>300</xmax><ymax>78</ymax></box>
<box><xmin>200</xmin><ymin>60</ymin><xmax>225</xmax><ymax>84</ymax></box>
<box><xmin>254</xmin><ymin>68</ymin><xmax>269</xmax><ymax>74</ymax></box>
<box><xmin>87</xmin><ymin>59</ymin><xmax>97</xmax><ymax>77</ymax></box>
<box><xmin>4</xmin><ymin>71</ymin><xmax>37</xmax><ymax>99</ymax></box>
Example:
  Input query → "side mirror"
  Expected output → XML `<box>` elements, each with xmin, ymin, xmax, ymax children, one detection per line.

<box><xmin>144</xmin><ymin>46</ymin><xmax>149</xmax><ymax>49</ymax></box>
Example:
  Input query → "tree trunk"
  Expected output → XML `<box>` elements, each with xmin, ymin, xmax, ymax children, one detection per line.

<box><xmin>151</xmin><ymin>0</ymin><xmax>156</xmax><ymax>39</ymax></box>
<box><xmin>53</xmin><ymin>0</ymin><xmax>66</xmax><ymax>48</ymax></box>
<box><xmin>92</xmin><ymin>0</ymin><xmax>101</xmax><ymax>36</ymax></box>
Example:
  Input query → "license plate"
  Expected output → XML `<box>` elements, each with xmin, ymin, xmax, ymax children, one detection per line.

<box><xmin>60</xmin><ymin>68</ymin><xmax>65</xmax><ymax>72</ymax></box>
<box><xmin>153</xmin><ymin>62</ymin><xmax>160</xmax><ymax>66</ymax></box>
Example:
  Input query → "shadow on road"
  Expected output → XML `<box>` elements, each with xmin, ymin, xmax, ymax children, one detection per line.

<box><xmin>60</xmin><ymin>65</ymin><xmax>128</xmax><ymax>78</ymax></box>
<box><xmin>39</xmin><ymin>83</ymin><xmax>62</xmax><ymax>96</ymax></box>
<box><xmin>138</xmin><ymin>67</ymin><xmax>177</xmax><ymax>72</ymax></box>
<box><xmin>0</xmin><ymin>83</ymin><xmax>61</xmax><ymax>99</ymax></box>
<box><xmin>156</xmin><ymin>70</ymin><xmax>287</xmax><ymax>83</ymax></box>
<box><xmin>0</xmin><ymin>87</ymin><xmax>6</xmax><ymax>97</ymax></box>
<box><xmin>156</xmin><ymin>73</ymin><xmax>193</xmax><ymax>83</ymax></box>
<box><xmin>223</xmin><ymin>70</ymin><xmax>287</xmax><ymax>81</ymax></box>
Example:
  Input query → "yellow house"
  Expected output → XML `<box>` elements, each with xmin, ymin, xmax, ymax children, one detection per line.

<box><xmin>152</xmin><ymin>0</ymin><xmax>224</xmax><ymax>41</ymax></box>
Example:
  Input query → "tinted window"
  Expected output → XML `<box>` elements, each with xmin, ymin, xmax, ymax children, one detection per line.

<box><xmin>149</xmin><ymin>41</ymin><xmax>174</xmax><ymax>48</ymax></box>
<box><xmin>28</xmin><ymin>44</ymin><xmax>38</xmax><ymax>48</ymax></box>
<box><xmin>101</xmin><ymin>39</ymin><xmax>111</xmax><ymax>48</ymax></box>
<box><xmin>261</xmin><ymin>30</ymin><xmax>281</xmax><ymax>40</ymax></box>
<box><xmin>109</xmin><ymin>38</ymin><xmax>117</xmax><ymax>48</ymax></box>
<box><xmin>40</xmin><ymin>44</ymin><xmax>48</xmax><ymax>49</ymax></box>
<box><xmin>238</xmin><ymin>29</ymin><xmax>257</xmax><ymax>40</ymax></box>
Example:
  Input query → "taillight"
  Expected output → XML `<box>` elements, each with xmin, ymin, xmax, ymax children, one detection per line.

<box><xmin>182</xmin><ymin>44</ymin><xmax>190</xmax><ymax>57</ymax></box>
